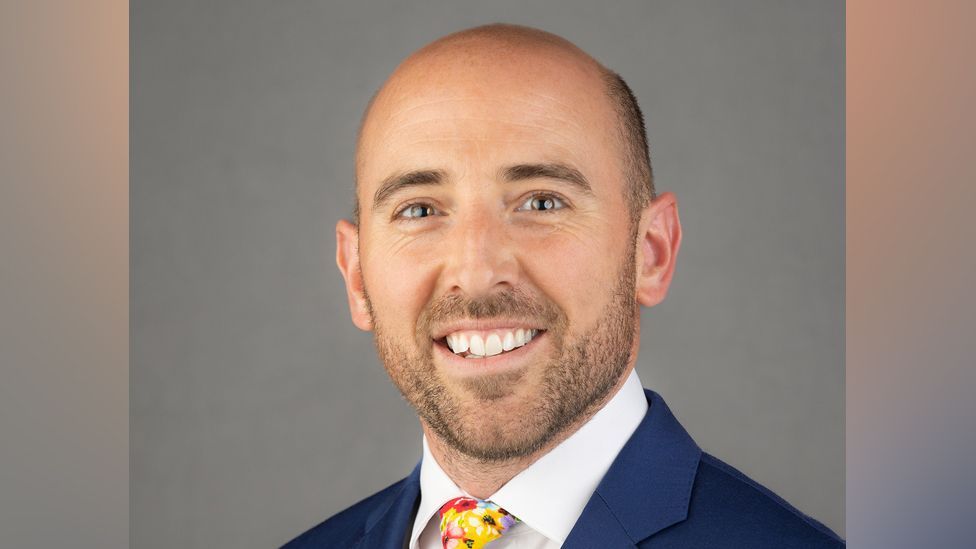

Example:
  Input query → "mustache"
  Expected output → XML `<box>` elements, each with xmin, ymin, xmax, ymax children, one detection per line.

<box><xmin>416</xmin><ymin>287</ymin><xmax>564</xmax><ymax>340</ymax></box>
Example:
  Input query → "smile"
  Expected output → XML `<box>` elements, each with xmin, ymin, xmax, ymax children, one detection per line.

<box><xmin>438</xmin><ymin>328</ymin><xmax>542</xmax><ymax>358</ymax></box>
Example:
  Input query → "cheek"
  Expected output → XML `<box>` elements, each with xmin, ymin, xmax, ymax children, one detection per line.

<box><xmin>517</xmin><ymin>227</ymin><xmax>627</xmax><ymax>327</ymax></box>
<box><xmin>361</xmin><ymin>244</ymin><xmax>439</xmax><ymax>333</ymax></box>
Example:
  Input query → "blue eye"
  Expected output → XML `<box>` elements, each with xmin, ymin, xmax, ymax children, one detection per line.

<box><xmin>398</xmin><ymin>204</ymin><xmax>437</xmax><ymax>219</ymax></box>
<box><xmin>518</xmin><ymin>194</ymin><xmax>565</xmax><ymax>212</ymax></box>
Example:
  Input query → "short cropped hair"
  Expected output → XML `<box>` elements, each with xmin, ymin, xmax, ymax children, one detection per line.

<box><xmin>603</xmin><ymin>69</ymin><xmax>656</xmax><ymax>222</ymax></box>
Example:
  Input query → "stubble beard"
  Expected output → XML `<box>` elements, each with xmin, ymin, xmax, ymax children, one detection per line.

<box><xmin>365</xmin><ymin>246</ymin><xmax>639</xmax><ymax>463</ymax></box>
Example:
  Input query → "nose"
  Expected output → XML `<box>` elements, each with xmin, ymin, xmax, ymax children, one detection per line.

<box><xmin>441</xmin><ymin>207</ymin><xmax>519</xmax><ymax>297</ymax></box>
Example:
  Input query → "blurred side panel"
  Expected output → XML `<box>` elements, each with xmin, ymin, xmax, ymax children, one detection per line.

<box><xmin>0</xmin><ymin>1</ymin><xmax>128</xmax><ymax>548</ymax></box>
<box><xmin>848</xmin><ymin>0</ymin><xmax>976</xmax><ymax>547</ymax></box>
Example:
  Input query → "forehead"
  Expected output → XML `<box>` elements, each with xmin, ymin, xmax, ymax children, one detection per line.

<box><xmin>356</xmin><ymin>49</ymin><xmax>622</xmax><ymax>196</ymax></box>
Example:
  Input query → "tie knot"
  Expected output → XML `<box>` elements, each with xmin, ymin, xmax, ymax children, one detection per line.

<box><xmin>438</xmin><ymin>497</ymin><xmax>518</xmax><ymax>549</ymax></box>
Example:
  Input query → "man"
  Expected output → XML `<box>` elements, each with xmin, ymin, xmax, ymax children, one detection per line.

<box><xmin>286</xmin><ymin>23</ymin><xmax>843</xmax><ymax>549</ymax></box>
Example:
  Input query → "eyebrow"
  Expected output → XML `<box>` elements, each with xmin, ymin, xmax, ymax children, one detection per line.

<box><xmin>372</xmin><ymin>169</ymin><xmax>447</xmax><ymax>211</ymax></box>
<box><xmin>501</xmin><ymin>163</ymin><xmax>593</xmax><ymax>194</ymax></box>
<box><xmin>371</xmin><ymin>162</ymin><xmax>593</xmax><ymax>212</ymax></box>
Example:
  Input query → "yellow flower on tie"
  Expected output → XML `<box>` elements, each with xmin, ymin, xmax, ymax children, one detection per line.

<box><xmin>438</xmin><ymin>497</ymin><xmax>519</xmax><ymax>549</ymax></box>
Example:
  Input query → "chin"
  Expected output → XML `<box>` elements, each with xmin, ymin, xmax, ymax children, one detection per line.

<box><xmin>450</xmin><ymin>368</ymin><xmax>532</xmax><ymax>403</ymax></box>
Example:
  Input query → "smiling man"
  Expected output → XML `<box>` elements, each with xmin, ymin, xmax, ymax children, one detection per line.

<box><xmin>285</xmin><ymin>23</ymin><xmax>843</xmax><ymax>549</ymax></box>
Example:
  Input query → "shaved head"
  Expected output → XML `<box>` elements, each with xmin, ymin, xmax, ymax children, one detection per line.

<box><xmin>353</xmin><ymin>23</ymin><xmax>654</xmax><ymax>223</ymax></box>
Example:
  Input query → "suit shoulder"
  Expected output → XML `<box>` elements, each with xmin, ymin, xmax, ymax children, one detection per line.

<box><xmin>281</xmin><ymin>477</ymin><xmax>408</xmax><ymax>548</ymax></box>
<box><xmin>656</xmin><ymin>453</ymin><xmax>844</xmax><ymax>548</ymax></box>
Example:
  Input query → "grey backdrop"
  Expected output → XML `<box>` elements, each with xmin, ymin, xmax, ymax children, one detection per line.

<box><xmin>131</xmin><ymin>1</ymin><xmax>844</xmax><ymax>547</ymax></box>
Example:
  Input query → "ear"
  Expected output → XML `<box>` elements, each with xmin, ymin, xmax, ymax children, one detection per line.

<box><xmin>635</xmin><ymin>192</ymin><xmax>682</xmax><ymax>308</ymax></box>
<box><xmin>336</xmin><ymin>219</ymin><xmax>373</xmax><ymax>331</ymax></box>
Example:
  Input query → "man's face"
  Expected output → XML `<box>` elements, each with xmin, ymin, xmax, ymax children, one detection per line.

<box><xmin>343</xmin><ymin>48</ymin><xmax>647</xmax><ymax>461</ymax></box>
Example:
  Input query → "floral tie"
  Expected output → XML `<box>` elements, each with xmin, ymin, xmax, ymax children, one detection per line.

<box><xmin>438</xmin><ymin>496</ymin><xmax>519</xmax><ymax>549</ymax></box>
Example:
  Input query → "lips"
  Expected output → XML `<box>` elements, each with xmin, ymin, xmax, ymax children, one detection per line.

<box><xmin>442</xmin><ymin>328</ymin><xmax>541</xmax><ymax>358</ymax></box>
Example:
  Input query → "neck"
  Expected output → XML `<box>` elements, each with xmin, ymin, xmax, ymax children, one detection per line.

<box><xmin>422</xmin><ymin>366</ymin><xmax>634</xmax><ymax>499</ymax></box>
<box><xmin>423</xmin><ymin>436</ymin><xmax>536</xmax><ymax>499</ymax></box>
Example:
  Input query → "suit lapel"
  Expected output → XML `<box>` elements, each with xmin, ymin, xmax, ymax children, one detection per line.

<box><xmin>562</xmin><ymin>493</ymin><xmax>638</xmax><ymax>549</ymax></box>
<box><xmin>351</xmin><ymin>462</ymin><xmax>422</xmax><ymax>549</ymax></box>
<box><xmin>563</xmin><ymin>390</ymin><xmax>702</xmax><ymax>548</ymax></box>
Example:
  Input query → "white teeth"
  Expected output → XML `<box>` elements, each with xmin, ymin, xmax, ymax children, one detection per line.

<box><xmin>443</xmin><ymin>328</ymin><xmax>541</xmax><ymax>357</ymax></box>
<box><xmin>502</xmin><ymin>331</ymin><xmax>515</xmax><ymax>351</ymax></box>
<box><xmin>469</xmin><ymin>334</ymin><xmax>485</xmax><ymax>356</ymax></box>
<box><xmin>455</xmin><ymin>333</ymin><xmax>469</xmax><ymax>354</ymax></box>
<box><xmin>485</xmin><ymin>334</ymin><xmax>503</xmax><ymax>356</ymax></box>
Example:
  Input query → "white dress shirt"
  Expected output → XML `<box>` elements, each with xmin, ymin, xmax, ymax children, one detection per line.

<box><xmin>408</xmin><ymin>369</ymin><xmax>649</xmax><ymax>548</ymax></box>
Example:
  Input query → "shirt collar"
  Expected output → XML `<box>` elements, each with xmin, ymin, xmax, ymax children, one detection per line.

<box><xmin>408</xmin><ymin>368</ymin><xmax>648</xmax><ymax>547</ymax></box>
<box><xmin>409</xmin><ymin>437</ymin><xmax>465</xmax><ymax>548</ymax></box>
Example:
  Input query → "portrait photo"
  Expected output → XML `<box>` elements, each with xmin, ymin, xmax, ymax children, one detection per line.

<box><xmin>131</xmin><ymin>1</ymin><xmax>844</xmax><ymax>547</ymax></box>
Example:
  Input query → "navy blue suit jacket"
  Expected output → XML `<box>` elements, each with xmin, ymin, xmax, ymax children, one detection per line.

<box><xmin>284</xmin><ymin>390</ymin><xmax>844</xmax><ymax>548</ymax></box>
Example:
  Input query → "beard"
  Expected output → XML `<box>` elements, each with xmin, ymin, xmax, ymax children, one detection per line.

<box><xmin>364</xmin><ymin>246</ymin><xmax>639</xmax><ymax>462</ymax></box>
